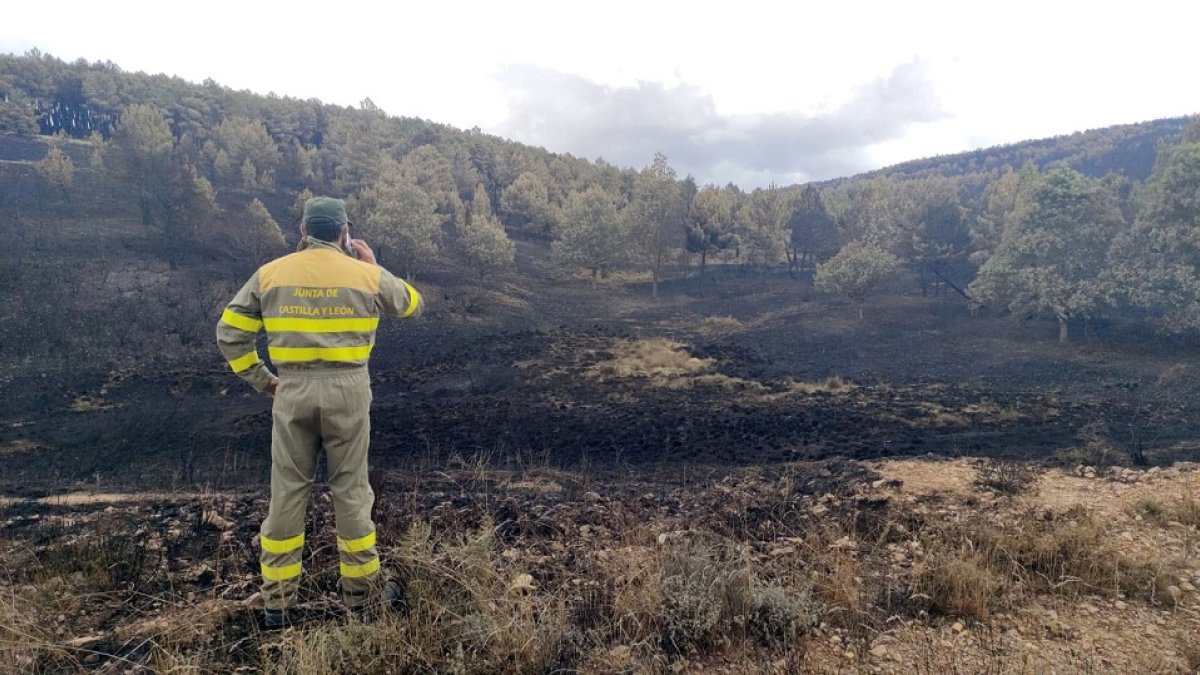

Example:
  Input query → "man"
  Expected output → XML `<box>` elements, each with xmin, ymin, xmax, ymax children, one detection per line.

<box><xmin>216</xmin><ymin>196</ymin><xmax>423</xmax><ymax>627</ymax></box>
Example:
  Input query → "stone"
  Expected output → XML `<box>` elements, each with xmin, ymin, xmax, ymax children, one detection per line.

<box><xmin>64</xmin><ymin>634</ymin><xmax>105</xmax><ymax>650</ymax></box>
<box><xmin>202</xmin><ymin>511</ymin><xmax>235</xmax><ymax>531</ymax></box>
<box><xmin>870</xmin><ymin>644</ymin><xmax>888</xmax><ymax>658</ymax></box>
<box><xmin>951</xmin><ymin>621</ymin><xmax>964</xmax><ymax>633</ymax></box>
<box><xmin>583</xmin><ymin>491</ymin><xmax>603</xmax><ymax>504</ymax></box>
<box><xmin>508</xmin><ymin>573</ymin><xmax>536</xmax><ymax>593</ymax></box>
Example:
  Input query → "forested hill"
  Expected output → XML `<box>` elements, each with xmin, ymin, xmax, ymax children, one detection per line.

<box><xmin>850</xmin><ymin>117</ymin><xmax>1190</xmax><ymax>186</ymax></box>
<box><xmin>3</xmin><ymin>49</ymin><xmax>1200</xmax><ymax>363</ymax></box>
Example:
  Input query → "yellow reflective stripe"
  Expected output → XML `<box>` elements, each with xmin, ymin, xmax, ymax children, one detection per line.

<box><xmin>268</xmin><ymin>345</ymin><xmax>373</xmax><ymax>362</ymax></box>
<box><xmin>228</xmin><ymin>351</ymin><xmax>260</xmax><ymax>373</ymax></box>
<box><xmin>221</xmin><ymin>309</ymin><xmax>263</xmax><ymax>333</ymax></box>
<box><xmin>261</xmin><ymin>561</ymin><xmax>302</xmax><ymax>581</ymax></box>
<box><xmin>263</xmin><ymin>317</ymin><xmax>380</xmax><ymax>333</ymax></box>
<box><xmin>340</xmin><ymin>557</ymin><xmax>381</xmax><ymax>578</ymax></box>
<box><xmin>400</xmin><ymin>282</ymin><xmax>421</xmax><ymax>318</ymax></box>
<box><xmin>338</xmin><ymin>531</ymin><xmax>376</xmax><ymax>553</ymax></box>
<box><xmin>261</xmin><ymin>533</ymin><xmax>305</xmax><ymax>554</ymax></box>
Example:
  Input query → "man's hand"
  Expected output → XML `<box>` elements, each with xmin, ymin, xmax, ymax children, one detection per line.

<box><xmin>350</xmin><ymin>239</ymin><xmax>377</xmax><ymax>265</ymax></box>
<box><xmin>264</xmin><ymin>376</ymin><xmax>279</xmax><ymax>397</ymax></box>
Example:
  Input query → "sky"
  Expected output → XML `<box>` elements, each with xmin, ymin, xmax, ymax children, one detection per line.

<box><xmin>3</xmin><ymin>0</ymin><xmax>1199</xmax><ymax>188</ymax></box>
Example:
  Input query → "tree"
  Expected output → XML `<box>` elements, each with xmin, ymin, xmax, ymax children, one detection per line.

<box><xmin>740</xmin><ymin>186</ymin><xmax>792</xmax><ymax>287</ymax></box>
<box><xmin>625</xmin><ymin>153</ymin><xmax>685</xmax><ymax>297</ymax></box>
<box><xmin>459</xmin><ymin>183</ymin><xmax>515</xmax><ymax>282</ymax></box>
<box><xmin>554</xmin><ymin>186</ymin><xmax>624</xmax><ymax>284</ymax></box>
<box><xmin>971</xmin><ymin>163</ymin><xmax>1039</xmax><ymax>266</ymax></box>
<box><xmin>838</xmin><ymin>176</ymin><xmax>909</xmax><ymax>254</ymax></box>
<box><xmin>500</xmin><ymin>171</ymin><xmax>556</xmax><ymax>235</ymax></box>
<box><xmin>106</xmin><ymin>104</ymin><xmax>175</xmax><ymax>227</ymax></box>
<box><xmin>902</xmin><ymin>178</ymin><xmax>971</xmax><ymax>297</ymax></box>
<box><xmin>357</xmin><ymin>161</ymin><xmax>441</xmax><ymax>280</ymax></box>
<box><xmin>400</xmin><ymin>144</ymin><xmax>465</xmax><ymax>228</ymax></box>
<box><xmin>815</xmin><ymin>242</ymin><xmax>898</xmax><ymax>319</ymax></box>
<box><xmin>204</xmin><ymin>115</ymin><xmax>281</xmax><ymax>190</ymax></box>
<box><xmin>106</xmin><ymin>104</ymin><xmax>218</xmax><ymax>265</ymax></box>
<box><xmin>225</xmin><ymin>199</ymin><xmax>286</xmax><ymax>266</ymax></box>
<box><xmin>969</xmin><ymin>168</ymin><xmax>1125</xmax><ymax>343</ymax></box>
<box><xmin>1106</xmin><ymin>139</ymin><xmax>1200</xmax><ymax>333</ymax></box>
<box><xmin>685</xmin><ymin>185</ymin><xmax>738</xmax><ymax>296</ymax></box>
<box><xmin>35</xmin><ymin>144</ymin><xmax>74</xmax><ymax>202</ymax></box>
<box><xmin>787</xmin><ymin>185</ymin><xmax>839</xmax><ymax>283</ymax></box>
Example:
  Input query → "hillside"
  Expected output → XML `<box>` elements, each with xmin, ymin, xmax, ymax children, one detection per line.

<box><xmin>3</xmin><ymin>51</ymin><xmax>1200</xmax><ymax>673</ymax></box>
<box><xmin>856</xmin><ymin>116</ymin><xmax>1191</xmax><ymax>185</ymax></box>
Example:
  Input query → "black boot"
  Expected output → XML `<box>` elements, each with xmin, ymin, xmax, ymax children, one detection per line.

<box><xmin>263</xmin><ymin>608</ymin><xmax>290</xmax><ymax>630</ymax></box>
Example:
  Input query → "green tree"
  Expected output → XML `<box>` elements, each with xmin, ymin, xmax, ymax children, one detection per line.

<box><xmin>0</xmin><ymin>88</ymin><xmax>37</xmax><ymax>135</ymax></box>
<box><xmin>357</xmin><ymin>161</ymin><xmax>441</xmax><ymax>280</ymax></box>
<box><xmin>106</xmin><ymin>103</ymin><xmax>175</xmax><ymax>227</ymax></box>
<box><xmin>35</xmin><ymin>144</ymin><xmax>75</xmax><ymax>202</ymax></box>
<box><xmin>106</xmin><ymin>104</ymin><xmax>218</xmax><ymax>265</ymax></box>
<box><xmin>459</xmin><ymin>183</ymin><xmax>515</xmax><ymax>282</ymax></box>
<box><xmin>685</xmin><ymin>185</ymin><xmax>738</xmax><ymax>296</ymax></box>
<box><xmin>815</xmin><ymin>242</ymin><xmax>898</xmax><ymax>319</ymax></box>
<box><xmin>400</xmin><ymin>144</ymin><xmax>465</xmax><ymax>228</ymax></box>
<box><xmin>971</xmin><ymin>163</ymin><xmax>1039</xmax><ymax>266</ymax></box>
<box><xmin>500</xmin><ymin>171</ymin><xmax>557</xmax><ymax>235</ymax></box>
<box><xmin>787</xmin><ymin>185</ymin><xmax>839</xmax><ymax>282</ymax></box>
<box><xmin>838</xmin><ymin>176</ymin><xmax>909</xmax><ymax>253</ymax></box>
<box><xmin>969</xmin><ymin>168</ymin><xmax>1125</xmax><ymax>343</ymax></box>
<box><xmin>740</xmin><ymin>185</ymin><xmax>792</xmax><ymax>287</ymax></box>
<box><xmin>625</xmin><ymin>153</ymin><xmax>684</xmax><ymax>297</ymax></box>
<box><xmin>225</xmin><ymin>199</ymin><xmax>286</xmax><ymax>266</ymax></box>
<box><xmin>1107</xmin><ymin>140</ymin><xmax>1200</xmax><ymax>333</ymax></box>
<box><xmin>902</xmin><ymin>177</ymin><xmax>971</xmax><ymax>297</ymax></box>
<box><xmin>204</xmin><ymin>115</ymin><xmax>281</xmax><ymax>190</ymax></box>
<box><xmin>554</xmin><ymin>186</ymin><xmax>624</xmax><ymax>284</ymax></box>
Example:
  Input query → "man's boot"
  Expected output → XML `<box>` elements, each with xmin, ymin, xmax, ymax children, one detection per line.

<box><xmin>263</xmin><ymin>608</ymin><xmax>290</xmax><ymax>630</ymax></box>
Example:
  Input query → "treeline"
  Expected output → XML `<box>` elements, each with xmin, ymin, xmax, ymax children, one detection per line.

<box><xmin>4</xmin><ymin>50</ymin><xmax>1200</xmax><ymax>344</ymax></box>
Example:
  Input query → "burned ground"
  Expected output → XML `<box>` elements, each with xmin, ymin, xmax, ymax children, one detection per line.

<box><xmin>2</xmin><ymin>264</ymin><xmax>1195</xmax><ymax>493</ymax></box>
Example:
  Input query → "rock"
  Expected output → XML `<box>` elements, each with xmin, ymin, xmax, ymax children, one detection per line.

<box><xmin>241</xmin><ymin>592</ymin><xmax>264</xmax><ymax>609</ymax></box>
<box><xmin>811</xmin><ymin>504</ymin><xmax>829</xmax><ymax>516</ymax></box>
<box><xmin>1180</xmin><ymin>581</ymin><xmax>1196</xmax><ymax>593</ymax></box>
<box><xmin>1114</xmin><ymin>600</ymin><xmax>1127</xmax><ymax>610</ymax></box>
<box><xmin>63</xmin><ymin>634</ymin><xmax>105</xmax><ymax>650</ymax></box>
<box><xmin>583</xmin><ymin>491</ymin><xmax>603</xmax><ymax>504</ymax></box>
<box><xmin>508</xmin><ymin>573</ymin><xmax>536</xmax><ymax>593</ymax></box>
<box><xmin>951</xmin><ymin>621</ymin><xmax>964</xmax><ymax>633</ymax></box>
<box><xmin>202</xmin><ymin>511</ymin><xmax>235</xmax><ymax>531</ymax></box>
<box><xmin>870</xmin><ymin>644</ymin><xmax>888</xmax><ymax>658</ymax></box>
<box><xmin>608</xmin><ymin>645</ymin><xmax>632</xmax><ymax>660</ymax></box>
<box><xmin>1167</xmin><ymin>585</ymin><xmax>1182</xmax><ymax>603</ymax></box>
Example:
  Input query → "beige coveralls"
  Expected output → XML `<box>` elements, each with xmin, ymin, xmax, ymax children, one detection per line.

<box><xmin>215</xmin><ymin>238</ymin><xmax>423</xmax><ymax>610</ymax></box>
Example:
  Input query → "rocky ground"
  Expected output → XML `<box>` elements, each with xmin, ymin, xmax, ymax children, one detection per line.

<box><xmin>2</xmin><ymin>456</ymin><xmax>1197</xmax><ymax>673</ymax></box>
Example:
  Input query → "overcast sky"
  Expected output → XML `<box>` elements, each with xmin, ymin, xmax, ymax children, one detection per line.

<box><xmin>4</xmin><ymin>1</ymin><xmax>1198</xmax><ymax>187</ymax></box>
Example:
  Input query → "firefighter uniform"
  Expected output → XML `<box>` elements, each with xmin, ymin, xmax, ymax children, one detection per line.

<box><xmin>215</xmin><ymin>207</ymin><xmax>422</xmax><ymax>611</ymax></box>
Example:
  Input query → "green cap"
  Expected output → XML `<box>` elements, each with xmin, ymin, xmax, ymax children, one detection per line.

<box><xmin>302</xmin><ymin>196</ymin><xmax>348</xmax><ymax>227</ymax></box>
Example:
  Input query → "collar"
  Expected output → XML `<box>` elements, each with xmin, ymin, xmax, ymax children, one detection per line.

<box><xmin>301</xmin><ymin>236</ymin><xmax>350</xmax><ymax>255</ymax></box>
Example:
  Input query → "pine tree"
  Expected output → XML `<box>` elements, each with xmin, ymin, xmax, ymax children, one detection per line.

<box><xmin>459</xmin><ymin>184</ymin><xmax>515</xmax><ymax>282</ymax></box>
<box><xmin>555</xmin><ymin>186</ymin><xmax>625</xmax><ymax>284</ymax></box>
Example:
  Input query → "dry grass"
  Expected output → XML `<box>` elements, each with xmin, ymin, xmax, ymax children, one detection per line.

<box><xmin>589</xmin><ymin>338</ymin><xmax>715</xmax><ymax>381</ymax></box>
<box><xmin>973</xmin><ymin>459</ymin><xmax>1043</xmax><ymax>496</ymax></box>
<box><xmin>698</xmin><ymin>315</ymin><xmax>743</xmax><ymax>335</ymax></box>
<box><xmin>1134</xmin><ymin>493</ymin><xmax>1200</xmax><ymax>528</ymax></box>
<box><xmin>3</xmin><ymin>460</ymin><xmax>1198</xmax><ymax>672</ymax></box>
